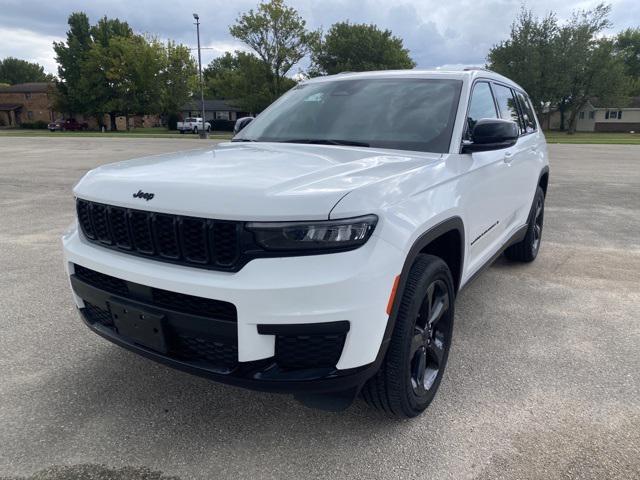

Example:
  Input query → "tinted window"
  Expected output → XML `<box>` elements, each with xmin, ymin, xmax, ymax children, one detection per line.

<box><xmin>515</xmin><ymin>91</ymin><xmax>537</xmax><ymax>133</ymax></box>
<box><xmin>235</xmin><ymin>78</ymin><xmax>463</xmax><ymax>154</ymax></box>
<box><xmin>493</xmin><ymin>84</ymin><xmax>522</xmax><ymax>131</ymax></box>
<box><xmin>466</xmin><ymin>82</ymin><xmax>497</xmax><ymax>138</ymax></box>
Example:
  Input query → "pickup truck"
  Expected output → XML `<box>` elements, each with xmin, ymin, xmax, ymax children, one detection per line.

<box><xmin>177</xmin><ymin>117</ymin><xmax>211</xmax><ymax>134</ymax></box>
<box><xmin>48</xmin><ymin>118</ymin><xmax>88</xmax><ymax>131</ymax></box>
<box><xmin>63</xmin><ymin>69</ymin><xmax>548</xmax><ymax>417</ymax></box>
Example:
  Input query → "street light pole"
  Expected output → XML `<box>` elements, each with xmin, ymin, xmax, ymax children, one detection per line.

<box><xmin>193</xmin><ymin>13</ymin><xmax>207</xmax><ymax>139</ymax></box>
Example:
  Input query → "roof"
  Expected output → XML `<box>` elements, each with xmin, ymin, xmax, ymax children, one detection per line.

<box><xmin>0</xmin><ymin>104</ymin><xmax>22</xmax><ymax>111</ymax></box>
<box><xmin>589</xmin><ymin>96</ymin><xmax>640</xmax><ymax>109</ymax></box>
<box><xmin>181</xmin><ymin>99</ymin><xmax>244</xmax><ymax>112</ymax></box>
<box><xmin>303</xmin><ymin>68</ymin><xmax>525</xmax><ymax>92</ymax></box>
<box><xmin>0</xmin><ymin>82</ymin><xmax>53</xmax><ymax>93</ymax></box>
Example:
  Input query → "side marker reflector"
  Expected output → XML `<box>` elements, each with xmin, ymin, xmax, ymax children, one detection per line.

<box><xmin>386</xmin><ymin>275</ymin><xmax>400</xmax><ymax>315</ymax></box>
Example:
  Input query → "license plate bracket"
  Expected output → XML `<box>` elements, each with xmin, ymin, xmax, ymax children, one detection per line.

<box><xmin>109</xmin><ymin>300</ymin><xmax>167</xmax><ymax>353</ymax></box>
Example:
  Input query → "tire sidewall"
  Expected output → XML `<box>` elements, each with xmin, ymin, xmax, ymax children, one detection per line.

<box><xmin>392</xmin><ymin>255</ymin><xmax>455</xmax><ymax>416</ymax></box>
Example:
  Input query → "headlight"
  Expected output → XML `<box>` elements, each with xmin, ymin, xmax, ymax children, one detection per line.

<box><xmin>246</xmin><ymin>215</ymin><xmax>378</xmax><ymax>251</ymax></box>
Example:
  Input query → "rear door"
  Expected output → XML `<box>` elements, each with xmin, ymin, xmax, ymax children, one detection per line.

<box><xmin>491</xmin><ymin>83</ymin><xmax>531</xmax><ymax>232</ymax></box>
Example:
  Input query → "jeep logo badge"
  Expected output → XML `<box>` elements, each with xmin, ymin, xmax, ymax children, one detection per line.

<box><xmin>132</xmin><ymin>190</ymin><xmax>155</xmax><ymax>201</ymax></box>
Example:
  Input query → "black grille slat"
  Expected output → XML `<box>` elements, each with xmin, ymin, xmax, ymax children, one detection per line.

<box><xmin>74</xmin><ymin>264</ymin><xmax>129</xmax><ymax>296</ymax></box>
<box><xmin>76</xmin><ymin>200</ymin><xmax>95</xmax><ymax>240</ymax></box>
<box><xmin>154</xmin><ymin>214</ymin><xmax>180</xmax><ymax>259</ymax></box>
<box><xmin>212</xmin><ymin>222</ymin><xmax>239</xmax><ymax>266</ymax></box>
<box><xmin>91</xmin><ymin>203</ymin><xmax>111</xmax><ymax>244</ymax></box>
<box><xmin>75</xmin><ymin>199</ymin><xmax>244</xmax><ymax>271</ymax></box>
<box><xmin>181</xmin><ymin>218</ymin><xmax>209</xmax><ymax>264</ymax></box>
<box><xmin>130</xmin><ymin>210</ymin><xmax>154</xmax><ymax>255</ymax></box>
<box><xmin>108</xmin><ymin>207</ymin><xmax>132</xmax><ymax>249</ymax></box>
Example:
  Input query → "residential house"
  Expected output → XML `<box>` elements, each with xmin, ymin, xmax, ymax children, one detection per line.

<box><xmin>180</xmin><ymin>99</ymin><xmax>249</xmax><ymax>124</ymax></box>
<box><xmin>0</xmin><ymin>82</ymin><xmax>59</xmax><ymax>126</ymax></box>
<box><xmin>549</xmin><ymin>97</ymin><xmax>640</xmax><ymax>132</ymax></box>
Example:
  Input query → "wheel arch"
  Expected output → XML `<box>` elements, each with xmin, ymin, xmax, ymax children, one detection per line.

<box><xmin>372</xmin><ymin>216</ymin><xmax>465</xmax><ymax>367</ymax></box>
<box><xmin>538</xmin><ymin>166</ymin><xmax>550</xmax><ymax>197</ymax></box>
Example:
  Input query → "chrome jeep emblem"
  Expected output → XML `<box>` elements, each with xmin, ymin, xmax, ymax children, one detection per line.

<box><xmin>132</xmin><ymin>190</ymin><xmax>155</xmax><ymax>201</ymax></box>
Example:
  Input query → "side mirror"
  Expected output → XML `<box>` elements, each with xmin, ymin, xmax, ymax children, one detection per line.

<box><xmin>233</xmin><ymin>116</ymin><xmax>254</xmax><ymax>134</ymax></box>
<box><xmin>462</xmin><ymin>118</ymin><xmax>519</xmax><ymax>153</ymax></box>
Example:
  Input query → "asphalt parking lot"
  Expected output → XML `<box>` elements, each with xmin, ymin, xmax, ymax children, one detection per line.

<box><xmin>0</xmin><ymin>137</ymin><xmax>638</xmax><ymax>480</ymax></box>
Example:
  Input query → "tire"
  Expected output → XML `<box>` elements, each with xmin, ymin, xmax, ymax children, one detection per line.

<box><xmin>193</xmin><ymin>127</ymin><xmax>198</xmax><ymax>134</ymax></box>
<box><xmin>362</xmin><ymin>254</ymin><xmax>455</xmax><ymax>418</ymax></box>
<box><xmin>179</xmin><ymin>130</ymin><xmax>184</xmax><ymax>134</ymax></box>
<box><xmin>504</xmin><ymin>186</ymin><xmax>545</xmax><ymax>262</ymax></box>
<box><xmin>49</xmin><ymin>129</ymin><xmax>55</xmax><ymax>132</ymax></box>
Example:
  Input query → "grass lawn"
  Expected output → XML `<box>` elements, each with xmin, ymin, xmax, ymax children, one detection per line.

<box><xmin>0</xmin><ymin>127</ymin><xmax>233</xmax><ymax>140</ymax></box>
<box><xmin>544</xmin><ymin>131</ymin><xmax>640</xmax><ymax>145</ymax></box>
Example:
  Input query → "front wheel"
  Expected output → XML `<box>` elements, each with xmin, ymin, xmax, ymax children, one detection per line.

<box><xmin>504</xmin><ymin>186</ymin><xmax>545</xmax><ymax>262</ymax></box>
<box><xmin>362</xmin><ymin>254</ymin><xmax>455</xmax><ymax>418</ymax></box>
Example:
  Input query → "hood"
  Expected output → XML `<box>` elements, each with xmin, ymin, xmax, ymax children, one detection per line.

<box><xmin>74</xmin><ymin>142</ymin><xmax>440</xmax><ymax>220</ymax></box>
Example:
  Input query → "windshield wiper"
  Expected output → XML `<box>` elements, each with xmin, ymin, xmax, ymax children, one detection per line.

<box><xmin>231</xmin><ymin>138</ymin><xmax>257</xmax><ymax>142</ymax></box>
<box><xmin>279</xmin><ymin>138</ymin><xmax>370</xmax><ymax>147</ymax></box>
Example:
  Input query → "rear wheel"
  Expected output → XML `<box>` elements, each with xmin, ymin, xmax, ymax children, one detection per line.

<box><xmin>504</xmin><ymin>186</ymin><xmax>545</xmax><ymax>262</ymax></box>
<box><xmin>362</xmin><ymin>254</ymin><xmax>455</xmax><ymax>418</ymax></box>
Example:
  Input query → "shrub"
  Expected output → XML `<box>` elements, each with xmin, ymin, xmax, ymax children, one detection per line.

<box><xmin>21</xmin><ymin>120</ymin><xmax>48</xmax><ymax>129</ymax></box>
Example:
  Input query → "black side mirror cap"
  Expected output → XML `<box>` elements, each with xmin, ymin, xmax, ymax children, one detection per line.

<box><xmin>233</xmin><ymin>116</ymin><xmax>254</xmax><ymax>135</ymax></box>
<box><xmin>462</xmin><ymin>118</ymin><xmax>519</xmax><ymax>153</ymax></box>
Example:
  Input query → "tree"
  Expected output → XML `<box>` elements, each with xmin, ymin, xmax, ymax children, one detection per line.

<box><xmin>0</xmin><ymin>57</ymin><xmax>54</xmax><ymax>84</ymax></box>
<box><xmin>229</xmin><ymin>0</ymin><xmax>317</xmax><ymax>96</ymax></box>
<box><xmin>615</xmin><ymin>28</ymin><xmax>640</xmax><ymax>95</ymax></box>
<box><xmin>53</xmin><ymin>12</ymin><xmax>94</xmax><ymax>115</ymax></box>
<box><xmin>160</xmin><ymin>41</ymin><xmax>198</xmax><ymax>118</ymax></box>
<box><xmin>204</xmin><ymin>51</ymin><xmax>293</xmax><ymax>113</ymax></box>
<box><xmin>556</xmin><ymin>4</ymin><xmax>627</xmax><ymax>132</ymax></box>
<box><xmin>54</xmin><ymin>12</ymin><xmax>197</xmax><ymax>130</ymax></box>
<box><xmin>487</xmin><ymin>9</ymin><xmax>562</xmax><ymax>120</ymax></box>
<box><xmin>488</xmin><ymin>3</ymin><xmax>629</xmax><ymax>133</ymax></box>
<box><xmin>309</xmin><ymin>22</ymin><xmax>415</xmax><ymax>76</ymax></box>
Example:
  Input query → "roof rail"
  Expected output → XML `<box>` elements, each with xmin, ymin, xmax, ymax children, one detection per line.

<box><xmin>463</xmin><ymin>66</ymin><xmax>494</xmax><ymax>73</ymax></box>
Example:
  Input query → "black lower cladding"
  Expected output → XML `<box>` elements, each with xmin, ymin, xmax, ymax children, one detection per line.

<box><xmin>73</xmin><ymin>264</ymin><xmax>368</xmax><ymax>393</ymax></box>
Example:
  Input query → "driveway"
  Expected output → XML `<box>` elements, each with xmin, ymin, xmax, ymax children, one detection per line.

<box><xmin>0</xmin><ymin>137</ymin><xmax>638</xmax><ymax>479</ymax></box>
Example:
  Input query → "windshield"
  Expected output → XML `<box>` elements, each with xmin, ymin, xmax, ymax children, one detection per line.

<box><xmin>234</xmin><ymin>78</ymin><xmax>462</xmax><ymax>153</ymax></box>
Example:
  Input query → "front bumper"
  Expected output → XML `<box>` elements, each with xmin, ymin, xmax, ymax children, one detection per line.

<box><xmin>63</xmin><ymin>222</ymin><xmax>403</xmax><ymax>393</ymax></box>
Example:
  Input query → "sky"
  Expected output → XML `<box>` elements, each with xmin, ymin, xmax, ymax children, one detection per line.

<box><xmin>0</xmin><ymin>0</ymin><xmax>638</xmax><ymax>76</ymax></box>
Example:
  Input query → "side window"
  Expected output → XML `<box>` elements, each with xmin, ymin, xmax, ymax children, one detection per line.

<box><xmin>515</xmin><ymin>91</ymin><xmax>537</xmax><ymax>133</ymax></box>
<box><xmin>466</xmin><ymin>82</ymin><xmax>498</xmax><ymax>138</ymax></box>
<box><xmin>493</xmin><ymin>84</ymin><xmax>522</xmax><ymax>133</ymax></box>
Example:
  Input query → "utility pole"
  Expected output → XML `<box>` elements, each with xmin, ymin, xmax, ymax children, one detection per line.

<box><xmin>193</xmin><ymin>13</ymin><xmax>207</xmax><ymax>139</ymax></box>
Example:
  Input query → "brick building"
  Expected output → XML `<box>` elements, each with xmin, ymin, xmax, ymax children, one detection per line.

<box><xmin>0</xmin><ymin>82</ymin><xmax>58</xmax><ymax>126</ymax></box>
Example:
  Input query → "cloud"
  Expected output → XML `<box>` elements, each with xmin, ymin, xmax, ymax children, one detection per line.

<box><xmin>0</xmin><ymin>0</ymin><xmax>638</xmax><ymax>75</ymax></box>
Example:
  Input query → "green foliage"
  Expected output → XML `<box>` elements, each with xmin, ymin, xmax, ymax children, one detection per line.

<box><xmin>204</xmin><ymin>51</ymin><xmax>293</xmax><ymax>113</ymax></box>
<box><xmin>309</xmin><ymin>22</ymin><xmax>415</xmax><ymax>76</ymax></box>
<box><xmin>615</xmin><ymin>28</ymin><xmax>640</xmax><ymax>95</ymax></box>
<box><xmin>19</xmin><ymin>121</ymin><xmax>49</xmax><ymax>129</ymax></box>
<box><xmin>229</xmin><ymin>0</ymin><xmax>317</xmax><ymax>96</ymax></box>
<box><xmin>161</xmin><ymin>42</ymin><xmax>198</xmax><ymax>116</ymax></box>
<box><xmin>0</xmin><ymin>57</ymin><xmax>54</xmax><ymax>84</ymax></box>
<box><xmin>53</xmin><ymin>12</ymin><xmax>197</xmax><ymax>129</ymax></box>
<box><xmin>488</xmin><ymin>3</ymin><xmax>631</xmax><ymax>132</ymax></box>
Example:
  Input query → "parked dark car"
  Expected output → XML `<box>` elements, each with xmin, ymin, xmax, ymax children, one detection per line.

<box><xmin>48</xmin><ymin>118</ymin><xmax>89</xmax><ymax>132</ymax></box>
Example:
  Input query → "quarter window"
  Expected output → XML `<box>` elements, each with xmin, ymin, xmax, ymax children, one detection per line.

<box><xmin>466</xmin><ymin>82</ymin><xmax>497</xmax><ymax>138</ymax></box>
<box><xmin>493</xmin><ymin>84</ymin><xmax>522</xmax><ymax>132</ymax></box>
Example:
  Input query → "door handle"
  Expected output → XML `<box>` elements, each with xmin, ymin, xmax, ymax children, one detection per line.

<box><xmin>503</xmin><ymin>151</ymin><xmax>514</xmax><ymax>164</ymax></box>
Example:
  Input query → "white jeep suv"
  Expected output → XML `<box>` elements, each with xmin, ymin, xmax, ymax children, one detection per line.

<box><xmin>63</xmin><ymin>69</ymin><xmax>549</xmax><ymax>417</ymax></box>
